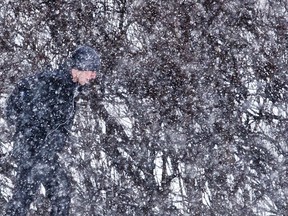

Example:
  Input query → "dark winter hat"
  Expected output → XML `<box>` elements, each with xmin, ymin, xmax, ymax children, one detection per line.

<box><xmin>71</xmin><ymin>46</ymin><xmax>100</xmax><ymax>72</ymax></box>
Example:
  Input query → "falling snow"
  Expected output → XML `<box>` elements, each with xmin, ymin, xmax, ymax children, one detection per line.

<box><xmin>0</xmin><ymin>0</ymin><xmax>288</xmax><ymax>215</ymax></box>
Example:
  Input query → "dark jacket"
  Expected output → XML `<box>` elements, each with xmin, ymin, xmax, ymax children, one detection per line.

<box><xmin>6</xmin><ymin>64</ymin><xmax>78</xmax><ymax>158</ymax></box>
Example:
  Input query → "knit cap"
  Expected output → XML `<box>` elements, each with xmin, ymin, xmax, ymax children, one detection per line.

<box><xmin>71</xmin><ymin>46</ymin><xmax>100</xmax><ymax>72</ymax></box>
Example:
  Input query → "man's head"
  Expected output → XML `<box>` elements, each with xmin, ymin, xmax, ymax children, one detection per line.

<box><xmin>70</xmin><ymin>46</ymin><xmax>100</xmax><ymax>85</ymax></box>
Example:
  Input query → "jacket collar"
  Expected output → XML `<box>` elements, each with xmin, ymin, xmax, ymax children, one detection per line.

<box><xmin>57</xmin><ymin>64</ymin><xmax>78</xmax><ymax>89</ymax></box>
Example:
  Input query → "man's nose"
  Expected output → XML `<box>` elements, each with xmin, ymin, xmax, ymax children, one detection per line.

<box><xmin>91</xmin><ymin>72</ymin><xmax>96</xmax><ymax>79</ymax></box>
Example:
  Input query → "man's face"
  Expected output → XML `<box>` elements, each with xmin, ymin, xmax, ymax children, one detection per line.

<box><xmin>71</xmin><ymin>69</ymin><xmax>97</xmax><ymax>85</ymax></box>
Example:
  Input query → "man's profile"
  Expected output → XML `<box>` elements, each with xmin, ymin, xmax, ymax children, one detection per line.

<box><xmin>5</xmin><ymin>45</ymin><xmax>100</xmax><ymax>215</ymax></box>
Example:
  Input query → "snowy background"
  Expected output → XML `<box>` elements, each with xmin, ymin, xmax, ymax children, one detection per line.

<box><xmin>0</xmin><ymin>0</ymin><xmax>287</xmax><ymax>215</ymax></box>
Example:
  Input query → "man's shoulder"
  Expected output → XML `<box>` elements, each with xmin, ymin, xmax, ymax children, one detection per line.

<box><xmin>26</xmin><ymin>68</ymin><xmax>63</xmax><ymax>87</ymax></box>
<box><xmin>41</xmin><ymin>65</ymin><xmax>72</xmax><ymax>84</ymax></box>
<box><xmin>15</xmin><ymin>65</ymin><xmax>73</xmax><ymax>93</ymax></box>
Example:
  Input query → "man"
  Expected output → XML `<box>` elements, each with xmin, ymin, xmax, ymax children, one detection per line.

<box><xmin>5</xmin><ymin>45</ymin><xmax>100</xmax><ymax>215</ymax></box>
